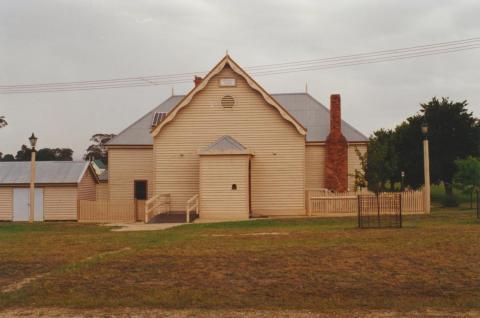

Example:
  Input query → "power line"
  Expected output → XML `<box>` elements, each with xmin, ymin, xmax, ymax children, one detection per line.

<box><xmin>1</xmin><ymin>37</ymin><xmax>479</xmax><ymax>94</ymax></box>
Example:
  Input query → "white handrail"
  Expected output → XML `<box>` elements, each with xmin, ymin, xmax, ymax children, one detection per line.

<box><xmin>145</xmin><ymin>193</ymin><xmax>171</xmax><ymax>223</ymax></box>
<box><xmin>185</xmin><ymin>194</ymin><xmax>199</xmax><ymax>223</ymax></box>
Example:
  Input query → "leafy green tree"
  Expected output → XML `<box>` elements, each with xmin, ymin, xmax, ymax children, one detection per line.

<box><xmin>351</xmin><ymin>147</ymin><xmax>367</xmax><ymax>191</ymax></box>
<box><xmin>396</xmin><ymin>97</ymin><xmax>480</xmax><ymax>198</ymax></box>
<box><xmin>453</xmin><ymin>156</ymin><xmax>480</xmax><ymax>208</ymax></box>
<box><xmin>14</xmin><ymin>145</ymin><xmax>73</xmax><ymax>161</ymax></box>
<box><xmin>84</xmin><ymin>133</ymin><xmax>115</xmax><ymax>164</ymax></box>
<box><xmin>365</xmin><ymin>129</ymin><xmax>399</xmax><ymax>192</ymax></box>
<box><xmin>394</xmin><ymin>116</ymin><xmax>424</xmax><ymax>189</ymax></box>
<box><xmin>15</xmin><ymin>145</ymin><xmax>31</xmax><ymax>161</ymax></box>
<box><xmin>1</xmin><ymin>154</ymin><xmax>15</xmax><ymax>161</ymax></box>
<box><xmin>36</xmin><ymin>148</ymin><xmax>73</xmax><ymax>161</ymax></box>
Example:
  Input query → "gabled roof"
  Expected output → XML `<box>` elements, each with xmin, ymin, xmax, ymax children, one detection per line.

<box><xmin>106</xmin><ymin>93</ymin><xmax>368</xmax><ymax>146</ymax></box>
<box><xmin>0</xmin><ymin>161</ymin><xmax>96</xmax><ymax>185</ymax></box>
<box><xmin>199</xmin><ymin>135</ymin><xmax>251</xmax><ymax>155</ymax></box>
<box><xmin>150</xmin><ymin>55</ymin><xmax>307</xmax><ymax>137</ymax></box>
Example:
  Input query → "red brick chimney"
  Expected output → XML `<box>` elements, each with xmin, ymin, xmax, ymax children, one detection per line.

<box><xmin>325</xmin><ymin>94</ymin><xmax>348</xmax><ymax>192</ymax></box>
<box><xmin>194</xmin><ymin>76</ymin><xmax>203</xmax><ymax>87</ymax></box>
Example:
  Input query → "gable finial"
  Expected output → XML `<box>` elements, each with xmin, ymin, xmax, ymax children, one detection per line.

<box><xmin>305</xmin><ymin>81</ymin><xmax>308</xmax><ymax>93</ymax></box>
<box><xmin>226</xmin><ymin>49</ymin><xmax>229</xmax><ymax>56</ymax></box>
<box><xmin>171</xmin><ymin>86</ymin><xmax>174</xmax><ymax>96</ymax></box>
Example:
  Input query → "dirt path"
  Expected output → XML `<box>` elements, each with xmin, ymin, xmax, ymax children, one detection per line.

<box><xmin>1</xmin><ymin>308</ymin><xmax>479</xmax><ymax>318</ymax></box>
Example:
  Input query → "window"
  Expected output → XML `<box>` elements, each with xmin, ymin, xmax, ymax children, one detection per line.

<box><xmin>219</xmin><ymin>78</ymin><xmax>236</xmax><ymax>87</ymax></box>
<box><xmin>134</xmin><ymin>180</ymin><xmax>147</xmax><ymax>200</ymax></box>
<box><xmin>231</xmin><ymin>184</ymin><xmax>237</xmax><ymax>190</ymax></box>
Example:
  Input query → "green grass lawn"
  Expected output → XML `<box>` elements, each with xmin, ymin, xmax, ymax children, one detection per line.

<box><xmin>1</xmin><ymin>207</ymin><xmax>479</xmax><ymax>315</ymax></box>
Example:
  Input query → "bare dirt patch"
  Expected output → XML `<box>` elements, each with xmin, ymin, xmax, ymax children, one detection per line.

<box><xmin>1</xmin><ymin>247</ymin><xmax>131</xmax><ymax>294</ymax></box>
<box><xmin>1</xmin><ymin>308</ymin><xmax>479</xmax><ymax>318</ymax></box>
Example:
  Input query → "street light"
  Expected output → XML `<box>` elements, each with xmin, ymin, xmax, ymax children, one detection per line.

<box><xmin>421</xmin><ymin>122</ymin><xmax>429</xmax><ymax>137</ymax></box>
<box><xmin>29</xmin><ymin>133</ymin><xmax>37</xmax><ymax>223</ymax></box>
<box><xmin>401</xmin><ymin>171</ymin><xmax>405</xmax><ymax>192</ymax></box>
<box><xmin>421</xmin><ymin>123</ymin><xmax>431</xmax><ymax>213</ymax></box>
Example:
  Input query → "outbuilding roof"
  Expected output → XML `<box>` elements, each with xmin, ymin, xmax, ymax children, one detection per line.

<box><xmin>0</xmin><ymin>161</ymin><xmax>92</xmax><ymax>185</ymax></box>
<box><xmin>199</xmin><ymin>135</ymin><xmax>251</xmax><ymax>155</ymax></box>
<box><xmin>107</xmin><ymin>92</ymin><xmax>368</xmax><ymax>146</ymax></box>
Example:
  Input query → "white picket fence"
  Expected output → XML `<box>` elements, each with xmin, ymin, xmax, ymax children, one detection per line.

<box><xmin>306</xmin><ymin>188</ymin><xmax>426</xmax><ymax>216</ymax></box>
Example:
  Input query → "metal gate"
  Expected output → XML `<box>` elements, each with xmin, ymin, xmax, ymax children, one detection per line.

<box><xmin>358</xmin><ymin>193</ymin><xmax>402</xmax><ymax>228</ymax></box>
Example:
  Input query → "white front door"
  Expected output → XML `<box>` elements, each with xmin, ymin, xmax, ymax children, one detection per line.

<box><xmin>13</xmin><ymin>188</ymin><xmax>44</xmax><ymax>221</ymax></box>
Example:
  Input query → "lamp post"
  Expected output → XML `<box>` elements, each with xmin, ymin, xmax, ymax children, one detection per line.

<box><xmin>401</xmin><ymin>171</ymin><xmax>405</xmax><ymax>192</ymax></box>
<box><xmin>421</xmin><ymin>123</ymin><xmax>431</xmax><ymax>213</ymax></box>
<box><xmin>29</xmin><ymin>133</ymin><xmax>38</xmax><ymax>223</ymax></box>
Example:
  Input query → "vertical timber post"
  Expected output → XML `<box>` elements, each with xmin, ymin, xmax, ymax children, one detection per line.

<box><xmin>423</xmin><ymin>138</ymin><xmax>431</xmax><ymax>213</ymax></box>
<box><xmin>357</xmin><ymin>195</ymin><xmax>361</xmax><ymax>228</ymax></box>
<box><xmin>29</xmin><ymin>150</ymin><xmax>36</xmax><ymax>223</ymax></box>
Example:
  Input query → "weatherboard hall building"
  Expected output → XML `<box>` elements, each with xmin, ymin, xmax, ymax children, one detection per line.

<box><xmin>0</xmin><ymin>55</ymin><xmax>367</xmax><ymax>222</ymax></box>
<box><xmin>103</xmin><ymin>55</ymin><xmax>368</xmax><ymax>221</ymax></box>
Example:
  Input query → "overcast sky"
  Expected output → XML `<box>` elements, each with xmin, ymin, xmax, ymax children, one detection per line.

<box><xmin>1</xmin><ymin>0</ymin><xmax>479</xmax><ymax>159</ymax></box>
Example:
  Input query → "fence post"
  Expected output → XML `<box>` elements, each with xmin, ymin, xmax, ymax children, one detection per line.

<box><xmin>399</xmin><ymin>193</ymin><xmax>403</xmax><ymax>228</ymax></box>
<box><xmin>307</xmin><ymin>190</ymin><xmax>312</xmax><ymax>217</ymax></box>
<box><xmin>357</xmin><ymin>195</ymin><xmax>361</xmax><ymax>228</ymax></box>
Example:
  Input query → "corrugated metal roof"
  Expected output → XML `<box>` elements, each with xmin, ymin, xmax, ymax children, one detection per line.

<box><xmin>107</xmin><ymin>93</ymin><xmax>368</xmax><ymax>146</ymax></box>
<box><xmin>0</xmin><ymin>161</ymin><xmax>89</xmax><ymax>184</ymax></box>
<box><xmin>272</xmin><ymin>93</ymin><xmax>368</xmax><ymax>142</ymax></box>
<box><xmin>199</xmin><ymin>135</ymin><xmax>250</xmax><ymax>155</ymax></box>
<box><xmin>107</xmin><ymin>95</ymin><xmax>183</xmax><ymax>145</ymax></box>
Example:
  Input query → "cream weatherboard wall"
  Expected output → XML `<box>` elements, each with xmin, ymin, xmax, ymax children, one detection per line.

<box><xmin>107</xmin><ymin>148</ymin><xmax>154</xmax><ymax>201</ymax></box>
<box><xmin>43</xmin><ymin>186</ymin><xmax>78</xmax><ymax>220</ymax></box>
<box><xmin>153</xmin><ymin>66</ymin><xmax>306</xmax><ymax>215</ymax></box>
<box><xmin>0</xmin><ymin>187</ymin><xmax>13</xmax><ymax>220</ymax></box>
<box><xmin>200</xmin><ymin>154</ymin><xmax>250</xmax><ymax>220</ymax></box>
<box><xmin>78</xmin><ymin>169</ymin><xmax>97</xmax><ymax>201</ymax></box>
<box><xmin>305</xmin><ymin>144</ymin><xmax>326</xmax><ymax>189</ymax></box>
<box><xmin>96</xmin><ymin>183</ymin><xmax>109</xmax><ymax>200</ymax></box>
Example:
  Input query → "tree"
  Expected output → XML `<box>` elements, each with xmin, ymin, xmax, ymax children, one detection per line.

<box><xmin>396</xmin><ymin>97</ymin><xmax>480</xmax><ymax>197</ymax></box>
<box><xmin>453</xmin><ymin>156</ymin><xmax>480</xmax><ymax>208</ymax></box>
<box><xmin>1</xmin><ymin>154</ymin><xmax>15</xmax><ymax>161</ymax></box>
<box><xmin>364</xmin><ymin>129</ymin><xmax>399</xmax><ymax>192</ymax></box>
<box><xmin>394</xmin><ymin>115</ymin><xmax>424</xmax><ymax>189</ymax></box>
<box><xmin>0</xmin><ymin>116</ymin><xmax>7</xmax><ymax>128</ymax></box>
<box><xmin>351</xmin><ymin>147</ymin><xmax>367</xmax><ymax>191</ymax></box>
<box><xmin>13</xmin><ymin>145</ymin><xmax>73</xmax><ymax>161</ymax></box>
<box><xmin>84</xmin><ymin>133</ymin><xmax>115</xmax><ymax>164</ymax></box>
<box><xmin>36</xmin><ymin>148</ymin><xmax>73</xmax><ymax>161</ymax></box>
<box><xmin>15</xmin><ymin>145</ymin><xmax>32</xmax><ymax>161</ymax></box>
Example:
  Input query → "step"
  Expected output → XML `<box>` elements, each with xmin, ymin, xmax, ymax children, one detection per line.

<box><xmin>148</xmin><ymin>212</ymin><xmax>198</xmax><ymax>224</ymax></box>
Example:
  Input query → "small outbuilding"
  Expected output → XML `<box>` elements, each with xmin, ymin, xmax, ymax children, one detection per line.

<box><xmin>0</xmin><ymin>161</ymin><xmax>98</xmax><ymax>221</ymax></box>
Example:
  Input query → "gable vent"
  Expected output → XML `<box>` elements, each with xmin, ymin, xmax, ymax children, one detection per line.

<box><xmin>152</xmin><ymin>112</ymin><xmax>167</xmax><ymax>127</ymax></box>
<box><xmin>221</xmin><ymin>95</ymin><xmax>235</xmax><ymax>108</ymax></box>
